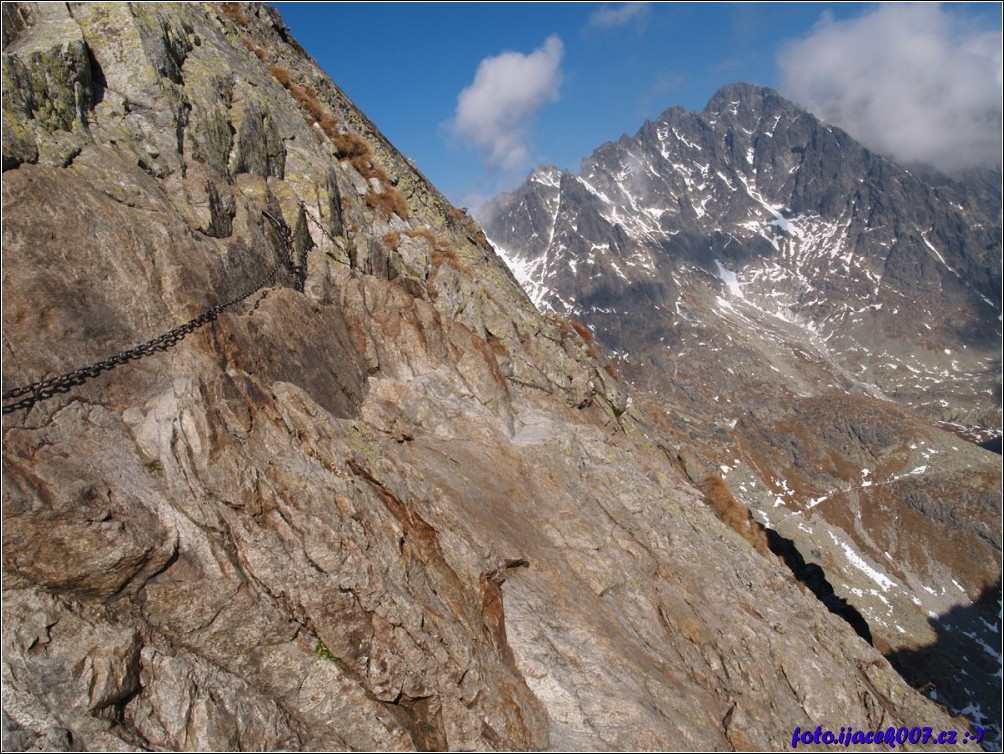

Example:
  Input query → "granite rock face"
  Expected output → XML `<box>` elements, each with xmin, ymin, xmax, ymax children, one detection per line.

<box><xmin>1</xmin><ymin>4</ymin><xmax>988</xmax><ymax>751</ymax></box>
<box><xmin>483</xmin><ymin>84</ymin><xmax>1002</xmax><ymax>742</ymax></box>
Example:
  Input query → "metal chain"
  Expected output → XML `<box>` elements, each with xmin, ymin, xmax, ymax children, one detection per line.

<box><xmin>2</xmin><ymin>211</ymin><xmax>294</xmax><ymax>415</ymax></box>
<box><xmin>301</xmin><ymin>204</ymin><xmax>350</xmax><ymax>266</ymax></box>
<box><xmin>505</xmin><ymin>375</ymin><xmax>554</xmax><ymax>394</ymax></box>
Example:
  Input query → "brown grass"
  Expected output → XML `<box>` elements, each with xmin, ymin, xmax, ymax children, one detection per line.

<box><xmin>549</xmin><ymin>315</ymin><xmax>572</xmax><ymax>340</ymax></box>
<box><xmin>404</xmin><ymin>227</ymin><xmax>471</xmax><ymax>290</ymax></box>
<box><xmin>333</xmin><ymin>132</ymin><xmax>384</xmax><ymax>180</ymax></box>
<box><xmin>268</xmin><ymin>63</ymin><xmax>337</xmax><ymax>136</ymax></box>
<box><xmin>268</xmin><ymin>62</ymin><xmax>291</xmax><ymax>87</ymax></box>
<box><xmin>316</xmin><ymin>112</ymin><xmax>340</xmax><ymax>140</ymax></box>
<box><xmin>382</xmin><ymin>231</ymin><xmax>400</xmax><ymax>251</ymax></box>
<box><xmin>551</xmin><ymin>315</ymin><xmax>596</xmax><ymax>347</ymax></box>
<box><xmin>430</xmin><ymin>246</ymin><xmax>470</xmax><ymax>275</ymax></box>
<box><xmin>421</xmin><ymin>233</ymin><xmax>471</xmax><ymax>294</ymax></box>
<box><xmin>405</xmin><ymin>227</ymin><xmax>448</xmax><ymax>252</ymax></box>
<box><xmin>701</xmin><ymin>473</ymin><xmax>770</xmax><ymax>555</ymax></box>
<box><xmin>549</xmin><ymin>315</ymin><xmax>605</xmax><ymax>362</ymax></box>
<box><xmin>365</xmin><ymin>187</ymin><xmax>409</xmax><ymax>220</ymax></box>
<box><xmin>267</xmin><ymin>63</ymin><xmax>409</xmax><ymax>218</ymax></box>
<box><xmin>569</xmin><ymin>319</ymin><xmax>595</xmax><ymax>343</ymax></box>
<box><xmin>267</xmin><ymin>62</ymin><xmax>408</xmax><ymax>219</ymax></box>
<box><xmin>332</xmin><ymin>131</ymin><xmax>370</xmax><ymax>161</ymax></box>
<box><xmin>241</xmin><ymin>39</ymin><xmax>267</xmax><ymax>61</ymax></box>
<box><xmin>291</xmin><ymin>84</ymin><xmax>325</xmax><ymax>123</ymax></box>
<box><xmin>361</xmin><ymin>160</ymin><xmax>394</xmax><ymax>187</ymax></box>
<box><xmin>603</xmin><ymin>362</ymin><xmax>622</xmax><ymax>380</ymax></box>
<box><xmin>221</xmin><ymin>2</ymin><xmax>251</xmax><ymax>26</ymax></box>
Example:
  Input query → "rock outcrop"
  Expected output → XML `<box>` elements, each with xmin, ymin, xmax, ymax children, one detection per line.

<box><xmin>2</xmin><ymin>4</ymin><xmax>989</xmax><ymax>750</ymax></box>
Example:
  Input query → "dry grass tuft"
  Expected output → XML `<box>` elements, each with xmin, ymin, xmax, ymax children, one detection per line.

<box><xmin>701</xmin><ymin>473</ymin><xmax>771</xmax><ymax>555</ymax></box>
<box><xmin>332</xmin><ymin>131</ymin><xmax>382</xmax><ymax>178</ymax></box>
<box><xmin>430</xmin><ymin>246</ymin><xmax>470</xmax><ymax>275</ymax></box>
<box><xmin>241</xmin><ymin>39</ymin><xmax>267</xmax><ymax>61</ymax></box>
<box><xmin>221</xmin><ymin>2</ymin><xmax>251</xmax><ymax>26</ymax></box>
<box><xmin>417</xmin><ymin>230</ymin><xmax>471</xmax><ymax>284</ymax></box>
<box><xmin>365</xmin><ymin>187</ymin><xmax>409</xmax><ymax>220</ymax></box>
<box><xmin>291</xmin><ymin>83</ymin><xmax>324</xmax><ymax>122</ymax></box>
<box><xmin>269</xmin><ymin>63</ymin><xmax>335</xmax><ymax>134</ymax></box>
<box><xmin>332</xmin><ymin>131</ymin><xmax>370</xmax><ymax>161</ymax></box>
<box><xmin>550</xmin><ymin>315</ymin><xmax>603</xmax><ymax>362</ymax></box>
<box><xmin>382</xmin><ymin>231</ymin><xmax>401</xmax><ymax>251</ymax></box>
<box><xmin>405</xmin><ymin>227</ymin><xmax>451</xmax><ymax>253</ymax></box>
<box><xmin>267</xmin><ymin>61</ymin><xmax>409</xmax><ymax>220</ymax></box>
<box><xmin>551</xmin><ymin>315</ymin><xmax>594</xmax><ymax>346</ymax></box>
<box><xmin>569</xmin><ymin>319</ymin><xmax>595</xmax><ymax>344</ymax></box>
<box><xmin>316</xmin><ymin>112</ymin><xmax>340</xmax><ymax>140</ymax></box>
<box><xmin>268</xmin><ymin>62</ymin><xmax>291</xmax><ymax>86</ymax></box>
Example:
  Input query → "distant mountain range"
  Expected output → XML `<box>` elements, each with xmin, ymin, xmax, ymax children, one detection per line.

<box><xmin>483</xmin><ymin>82</ymin><xmax>1001</xmax><ymax>432</ymax></box>
<box><xmin>483</xmin><ymin>82</ymin><xmax>1002</xmax><ymax>743</ymax></box>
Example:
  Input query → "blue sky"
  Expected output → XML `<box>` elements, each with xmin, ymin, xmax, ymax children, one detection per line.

<box><xmin>278</xmin><ymin>3</ymin><xmax>1003</xmax><ymax>206</ymax></box>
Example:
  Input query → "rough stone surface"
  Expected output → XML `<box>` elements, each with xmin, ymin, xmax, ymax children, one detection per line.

<box><xmin>2</xmin><ymin>4</ymin><xmax>988</xmax><ymax>751</ymax></box>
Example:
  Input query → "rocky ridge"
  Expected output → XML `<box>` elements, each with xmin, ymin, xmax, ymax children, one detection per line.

<box><xmin>1</xmin><ymin>4</ymin><xmax>989</xmax><ymax>751</ymax></box>
<box><xmin>484</xmin><ymin>84</ymin><xmax>1000</xmax><ymax>429</ymax></box>
<box><xmin>482</xmin><ymin>84</ymin><xmax>1002</xmax><ymax>743</ymax></box>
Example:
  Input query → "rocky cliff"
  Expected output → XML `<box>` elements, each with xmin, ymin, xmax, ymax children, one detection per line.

<box><xmin>1</xmin><ymin>4</ymin><xmax>989</xmax><ymax>750</ymax></box>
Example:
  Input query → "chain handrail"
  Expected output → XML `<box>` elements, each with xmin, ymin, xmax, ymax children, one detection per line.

<box><xmin>2</xmin><ymin>211</ymin><xmax>294</xmax><ymax>416</ymax></box>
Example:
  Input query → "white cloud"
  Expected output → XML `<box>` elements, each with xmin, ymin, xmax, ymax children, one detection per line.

<box><xmin>587</xmin><ymin>2</ymin><xmax>650</xmax><ymax>30</ymax></box>
<box><xmin>451</xmin><ymin>35</ymin><xmax>564</xmax><ymax>171</ymax></box>
<box><xmin>778</xmin><ymin>3</ymin><xmax>1002</xmax><ymax>173</ymax></box>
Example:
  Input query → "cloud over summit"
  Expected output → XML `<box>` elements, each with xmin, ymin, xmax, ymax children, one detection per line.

<box><xmin>451</xmin><ymin>35</ymin><xmax>564</xmax><ymax>172</ymax></box>
<box><xmin>778</xmin><ymin>4</ymin><xmax>1002</xmax><ymax>173</ymax></box>
<box><xmin>586</xmin><ymin>3</ymin><xmax>650</xmax><ymax>31</ymax></box>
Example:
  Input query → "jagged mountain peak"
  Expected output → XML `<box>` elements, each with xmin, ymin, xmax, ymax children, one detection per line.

<box><xmin>702</xmin><ymin>81</ymin><xmax>785</xmax><ymax>114</ymax></box>
<box><xmin>528</xmin><ymin>163</ymin><xmax>567</xmax><ymax>186</ymax></box>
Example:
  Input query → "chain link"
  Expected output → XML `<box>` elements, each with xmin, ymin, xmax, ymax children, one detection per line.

<box><xmin>2</xmin><ymin>211</ymin><xmax>295</xmax><ymax>415</ymax></box>
<box><xmin>301</xmin><ymin>204</ymin><xmax>350</xmax><ymax>267</ymax></box>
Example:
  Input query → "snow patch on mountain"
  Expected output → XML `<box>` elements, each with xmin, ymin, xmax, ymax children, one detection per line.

<box><xmin>489</xmin><ymin>235</ymin><xmax>556</xmax><ymax>312</ymax></box>
<box><xmin>714</xmin><ymin>260</ymin><xmax>744</xmax><ymax>299</ymax></box>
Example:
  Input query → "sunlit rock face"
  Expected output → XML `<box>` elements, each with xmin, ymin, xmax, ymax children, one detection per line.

<box><xmin>0</xmin><ymin>3</ymin><xmax>994</xmax><ymax>751</ymax></box>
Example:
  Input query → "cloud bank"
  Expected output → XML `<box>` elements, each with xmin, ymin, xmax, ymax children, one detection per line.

<box><xmin>778</xmin><ymin>4</ymin><xmax>1002</xmax><ymax>173</ymax></box>
<box><xmin>587</xmin><ymin>3</ymin><xmax>650</xmax><ymax>30</ymax></box>
<box><xmin>451</xmin><ymin>35</ymin><xmax>564</xmax><ymax>171</ymax></box>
